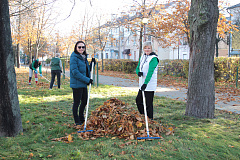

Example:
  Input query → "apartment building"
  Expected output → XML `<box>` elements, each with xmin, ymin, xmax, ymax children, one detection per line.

<box><xmin>227</xmin><ymin>3</ymin><xmax>240</xmax><ymax>57</ymax></box>
<box><xmin>95</xmin><ymin>1</ymin><xmax>189</xmax><ymax>61</ymax></box>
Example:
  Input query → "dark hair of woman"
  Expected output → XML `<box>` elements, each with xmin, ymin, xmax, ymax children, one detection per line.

<box><xmin>74</xmin><ymin>41</ymin><xmax>87</xmax><ymax>55</ymax></box>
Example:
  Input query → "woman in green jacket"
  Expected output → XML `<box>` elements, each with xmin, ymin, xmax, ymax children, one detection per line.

<box><xmin>28</xmin><ymin>59</ymin><xmax>42</xmax><ymax>85</ymax></box>
<box><xmin>136</xmin><ymin>41</ymin><xmax>159</xmax><ymax>119</ymax></box>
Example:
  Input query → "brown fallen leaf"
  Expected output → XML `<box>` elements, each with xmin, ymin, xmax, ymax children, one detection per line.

<box><xmin>108</xmin><ymin>152</ymin><xmax>114</xmax><ymax>157</ymax></box>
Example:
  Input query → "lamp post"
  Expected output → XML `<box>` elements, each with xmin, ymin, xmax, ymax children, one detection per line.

<box><xmin>227</xmin><ymin>8</ymin><xmax>232</xmax><ymax>57</ymax></box>
<box><xmin>139</xmin><ymin>18</ymin><xmax>149</xmax><ymax>58</ymax></box>
<box><xmin>142</xmin><ymin>18</ymin><xmax>149</xmax><ymax>42</ymax></box>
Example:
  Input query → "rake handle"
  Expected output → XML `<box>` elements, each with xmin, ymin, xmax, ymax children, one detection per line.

<box><xmin>141</xmin><ymin>76</ymin><xmax>150</xmax><ymax>137</ymax></box>
<box><xmin>83</xmin><ymin>62</ymin><xmax>94</xmax><ymax>130</ymax></box>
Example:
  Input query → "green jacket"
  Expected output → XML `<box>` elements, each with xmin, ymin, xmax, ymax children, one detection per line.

<box><xmin>136</xmin><ymin>52</ymin><xmax>159</xmax><ymax>85</ymax></box>
<box><xmin>29</xmin><ymin>59</ymin><xmax>42</xmax><ymax>74</ymax></box>
<box><xmin>50</xmin><ymin>57</ymin><xmax>62</xmax><ymax>71</ymax></box>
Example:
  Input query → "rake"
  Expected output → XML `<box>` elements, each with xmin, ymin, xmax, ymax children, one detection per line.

<box><xmin>61</xmin><ymin>72</ymin><xmax>71</xmax><ymax>79</ymax></box>
<box><xmin>39</xmin><ymin>74</ymin><xmax>51</xmax><ymax>82</ymax></box>
<box><xmin>40</xmin><ymin>73</ymin><xmax>60</xmax><ymax>86</ymax></box>
<box><xmin>137</xmin><ymin>76</ymin><xmax>160</xmax><ymax>140</ymax></box>
<box><xmin>78</xmin><ymin>62</ymin><xmax>94</xmax><ymax>133</ymax></box>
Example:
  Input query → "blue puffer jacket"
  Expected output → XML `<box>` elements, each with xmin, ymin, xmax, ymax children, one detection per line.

<box><xmin>70</xmin><ymin>52</ymin><xmax>90</xmax><ymax>88</ymax></box>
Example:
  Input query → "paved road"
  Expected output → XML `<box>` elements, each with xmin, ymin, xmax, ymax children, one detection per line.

<box><xmin>64</xmin><ymin>71</ymin><xmax>240</xmax><ymax>114</ymax></box>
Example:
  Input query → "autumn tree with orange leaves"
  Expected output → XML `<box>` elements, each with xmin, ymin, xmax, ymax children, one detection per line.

<box><xmin>121</xmin><ymin>0</ymin><xmax>160</xmax><ymax>57</ymax></box>
<box><xmin>10</xmin><ymin>0</ymin><xmax>51</xmax><ymax>64</ymax></box>
<box><xmin>147</xmin><ymin>0</ymin><xmax>238</xmax><ymax>53</ymax></box>
<box><xmin>10</xmin><ymin>0</ymin><xmax>67</xmax><ymax>64</ymax></box>
<box><xmin>148</xmin><ymin>0</ymin><xmax>190</xmax><ymax>48</ymax></box>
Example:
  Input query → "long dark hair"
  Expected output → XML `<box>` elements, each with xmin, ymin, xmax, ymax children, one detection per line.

<box><xmin>74</xmin><ymin>40</ymin><xmax>87</xmax><ymax>55</ymax></box>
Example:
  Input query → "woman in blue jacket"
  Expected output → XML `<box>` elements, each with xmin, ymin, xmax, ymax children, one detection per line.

<box><xmin>70</xmin><ymin>41</ymin><xmax>95</xmax><ymax>125</ymax></box>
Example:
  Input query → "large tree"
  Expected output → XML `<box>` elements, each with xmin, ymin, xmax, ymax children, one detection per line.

<box><xmin>185</xmin><ymin>0</ymin><xmax>219</xmax><ymax>118</ymax></box>
<box><xmin>0</xmin><ymin>0</ymin><xmax>22</xmax><ymax>136</ymax></box>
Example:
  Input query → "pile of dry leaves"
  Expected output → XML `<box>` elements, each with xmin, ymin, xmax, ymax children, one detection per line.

<box><xmin>74</xmin><ymin>98</ymin><xmax>173</xmax><ymax>140</ymax></box>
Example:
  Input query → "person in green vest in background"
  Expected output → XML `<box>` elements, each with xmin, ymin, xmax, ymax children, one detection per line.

<box><xmin>49</xmin><ymin>53</ymin><xmax>62</xmax><ymax>89</ymax></box>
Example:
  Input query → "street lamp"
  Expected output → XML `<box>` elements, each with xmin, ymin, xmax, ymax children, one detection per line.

<box><xmin>139</xmin><ymin>17</ymin><xmax>149</xmax><ymax>58</ymax></box>
<box><xmin>142</xmin><ymin>18</ymin><xmax>149</xmax><ymax>42</ymax></box>
<box><xmin>227</xmin><ymin>8</ymin><xmax>232</xmax><ymax>57</ymax></box>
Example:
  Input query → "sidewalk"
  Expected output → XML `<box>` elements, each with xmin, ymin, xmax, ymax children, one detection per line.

<box><xmin>97</xmin><ymin>75</ymin><xmax>240</xmax><ymax>114</ymax></box>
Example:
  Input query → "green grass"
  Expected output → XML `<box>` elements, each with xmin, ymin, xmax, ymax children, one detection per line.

<box><xmin>0</xmin><ymin>72</ymin><xmax>239</xmax><ymax>160</ymax></box>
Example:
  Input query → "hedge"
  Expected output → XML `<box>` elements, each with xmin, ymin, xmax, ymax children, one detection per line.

<box><xmin>98</xmin><ymin>59</ymin><xmax>138</xmax><ymax>74</ymax></box>
<box><xmin>97</xmin><ymin>58</ymin><xmax>240</xmax><ymax>82</ymax></box>
<box><xmin>159</xmin><ymin>57</ymin><xmax>240</xmax><ymax>82</ymax></box>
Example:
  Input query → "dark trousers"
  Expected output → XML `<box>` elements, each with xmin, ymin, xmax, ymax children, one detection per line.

<box><xmin>136</xmin><ymin>90</ymin><xmax>154</xmax><ymax>119</ymax></box>
<box><xmin>50</xmin><ymin>70</ymin><xmax>61</xmax><ymax>89</ymax></box>
<box><xmin>72</xmin><ymin>88</ymin><xmax>88</xmax><ymax>124</ymax></box>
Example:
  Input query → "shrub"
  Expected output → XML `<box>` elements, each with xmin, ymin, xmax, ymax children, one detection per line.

<box><xmin>97</xmin><ymin>57</ymin><xmax>240</xmax><ymax>82</ymax></box>
<box><xmin>98</xmin><ymin>59</ymin><xmax>138</xmax><ymax>73</ymax></box>
<box><xmin>159</xmin><ymin>57</ymin><xmax>240</xmax><ymax>82</ymax></box>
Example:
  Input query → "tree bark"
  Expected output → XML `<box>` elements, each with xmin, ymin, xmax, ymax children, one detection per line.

<box><xmin>185</xmin><ymin>0</ymin><xmax>219</xmax><ymax>118</ymax></box>
<box><xmin>16</xmin><ymin>43</ymin><xmax>20</xmax><ymax>68</ymax></box>
<box><xmin>0</xmin><ymin>0</ymin><xmax>23</xmax><ymax>136</ymax></box>
<box><xmin>29</xmin><ymin>38</ymin><xmax>32</xmax><ymax>64</ymax></box>
<box><xmin>139</xmin><ymin>23</ymin><xmax>143</xmax><ymax>58</ymax></box>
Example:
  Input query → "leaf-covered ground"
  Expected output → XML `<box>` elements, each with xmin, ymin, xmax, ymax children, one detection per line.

<box><xmin>99</xmin><ymin>70</ymin><xmax>240</xmax><ymax>110</ymax></box>
<box><xmin>0</xmin><ymin>67</ymin><xmax>239</xmax><ymax>160</ymax></box>
<box><xmin>52</xmin><ymin>98</ymin><xmax>173</xmax><ymax>142</ymax></box>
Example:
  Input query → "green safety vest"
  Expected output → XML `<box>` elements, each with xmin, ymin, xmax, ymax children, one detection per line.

<box><xmin>51</xmin><ymin>57</ymin><xmax>61</xmax><ymax>70</ymax></box>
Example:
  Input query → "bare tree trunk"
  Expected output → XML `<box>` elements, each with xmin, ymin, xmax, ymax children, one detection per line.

<box><xmin>0</xmin><ymin>0</ymin><xmax>23</xmax><ymax>136</ymax></box>
<box><xmin>29</xmin><ymin>38</ymin><xmax>32</xmax><ymax>64</ymax></box>
<box><xmin>16</xmin><ymin>0</ymin><xmax>22</xmax><ymax>68</ymax></box>
<box><xmin>16</xmin><ymin>43</ymin><xmax>20</xmax><ymax>68</ymax></box>
<box><xmin>185</xmin><ymin>0</ymin><xmax>219</xmax><ymax>118</ymax></box>
<box><xmin>139</xmin><ymin>23</ymin><xmax>143</xmax><ymax>58</ymax></box>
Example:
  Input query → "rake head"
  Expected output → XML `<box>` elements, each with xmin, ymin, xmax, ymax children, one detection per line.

<box><xmin>77</xmin><ymin>130</ymin><xmax>93</xmax><ymax>133</ymax></box>
<box><xmin>137</xmin><ymin>136</ymin><xmax>161</xmax><ymax>140</ymax></box>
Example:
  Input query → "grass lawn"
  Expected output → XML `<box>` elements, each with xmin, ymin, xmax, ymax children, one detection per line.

<box><xmin>0</xmin><ymin>68</ymin><xmax>239</xmax><ymax>160</ymax></box>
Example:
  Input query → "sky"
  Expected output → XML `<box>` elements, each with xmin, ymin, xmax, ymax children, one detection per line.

<box><xmin>53</xmin><ymin>0</ymin><xmax>173</xmax><ymax>35</ymax></box>
<box><xmin>53</xmin><ymin>0</ymin><xmax>131</xmax><ymax>35</ymax></box>
<box><xmin>53</xmin><ymin>0</ymin><xmax>240</xmax><ymax>35</ymax></box>
<box><xmin>230</xmin><ymin>0</ymin><xmax>240</xmax><ymax>6</ymax></box>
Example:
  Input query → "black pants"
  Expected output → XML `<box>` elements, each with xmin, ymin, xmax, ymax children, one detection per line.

<box><xmin>136</xmin><ymin>90</ymin><xmax>154</xmax><ymax>119</ymax></box>
<box><xmin>50</xmin><ymin>70</ymin><xmax>61</xmax><ymax>89</ymax></box>
<box><xmin>72</xmin><ymin>88</ymin><xmax>88</xmax><ymax>124</ymax></box>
